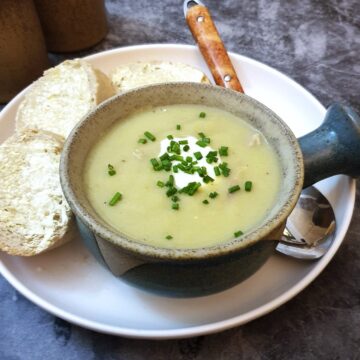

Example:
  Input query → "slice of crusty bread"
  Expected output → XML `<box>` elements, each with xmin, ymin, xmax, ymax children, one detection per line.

<box><xmin>110</xmin><ymin>61</ymin><xmax>211</xmax><ymax>93</ymax></box>
<box><xmin>16</xmin><ymin>59</ymin><xmax>115</xmax><ymax>138</ymax></box>
<box><xmin>0</xmin><ymin>129</ymin><xmax>76</xmax><ymax>256</ymax></box>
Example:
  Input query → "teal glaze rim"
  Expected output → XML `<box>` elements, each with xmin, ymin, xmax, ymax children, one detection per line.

<box><xmin>60</xmin><ymin>82</ymin><xmax>304</xmax><ymax>262</ymax></box>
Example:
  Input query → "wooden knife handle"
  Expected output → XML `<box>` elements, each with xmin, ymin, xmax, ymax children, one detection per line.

<box><xmin>186</xmin><ymin>4</ymin><xmax>244</xmax><ymax>93</ymax></box>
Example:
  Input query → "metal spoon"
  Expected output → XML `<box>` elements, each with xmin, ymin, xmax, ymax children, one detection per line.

<box><xmin>276</xmin><ymin>186</ymin><xmax>336</xmax><ymax>260</ymax></box>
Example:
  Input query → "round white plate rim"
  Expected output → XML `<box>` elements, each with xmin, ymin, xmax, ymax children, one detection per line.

<box><xmin>0</xmin><ymin>43</ymin><xmax>355</xmax><ymax>339</ymax></box>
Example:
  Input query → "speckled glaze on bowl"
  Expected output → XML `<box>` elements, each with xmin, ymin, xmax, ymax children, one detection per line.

<box><xmin>60</xmin><ymin>83</ymin><xmax>304</xmax><ymax>297</ymax></box>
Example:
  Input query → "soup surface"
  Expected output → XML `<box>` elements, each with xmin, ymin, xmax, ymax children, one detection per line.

<box><xmin>84</xmin><ymin>104</ymin><xmax>281</xmax><ymax>249</ymax></box>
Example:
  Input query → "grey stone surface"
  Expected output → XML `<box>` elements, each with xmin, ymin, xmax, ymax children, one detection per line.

<box><xmin>1</xmin><ymin>0</ymin><xmax>360</xmax><ymax>359</ymax></box>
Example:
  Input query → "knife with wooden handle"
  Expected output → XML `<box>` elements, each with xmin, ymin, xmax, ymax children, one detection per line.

<box><xmin>184</xmin><ymin>0</ymin><xmax>244</xmax><ymax>93</ymax></box>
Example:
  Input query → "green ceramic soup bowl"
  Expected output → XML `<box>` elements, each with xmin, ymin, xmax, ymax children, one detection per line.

<box><xmin>60</xmin><ymin>82</ymin><xmax>360</xmax><ymax>297</ymax></box>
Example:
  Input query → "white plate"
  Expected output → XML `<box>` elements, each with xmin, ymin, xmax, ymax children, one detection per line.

<box><xmin>0</xmin><ymin>44</ymin><xmax>355</xmax><ymax>339</ymax></box>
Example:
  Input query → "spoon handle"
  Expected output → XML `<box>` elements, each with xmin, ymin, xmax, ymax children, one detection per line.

<box><xmin>299</xmin><ymin>103</ymin><xmax>360</xmax><ymax>188</ymax></box>
<box><xmin>184</xmin><ymin>0</ymin><xmax>244</xmax><ymax>92</ymax></box>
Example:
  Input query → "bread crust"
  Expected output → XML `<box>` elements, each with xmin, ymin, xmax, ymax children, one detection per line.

<box><xmin>0</xmin><ymin>129</ymin><xmax>76</xmax><ymax>256</ymax></box>
<box><xmin>15</xmin><ymin>59</ymin><xmax>115</xmax><ymax>138</ymax></box>
<box><xmin>110</xmin><ymin>61</ymin><xmax>211</xmax><ymax>93</ymax></box>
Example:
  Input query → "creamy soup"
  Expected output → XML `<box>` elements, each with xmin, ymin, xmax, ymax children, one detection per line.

<box><xmin>84</xmin><ymin>104</ymin><xmax>281</xmax><ymax>249</ymax></box>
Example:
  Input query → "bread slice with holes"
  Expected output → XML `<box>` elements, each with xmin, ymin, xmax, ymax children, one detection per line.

<box><xmin>0</xmin><ymin>129</ymin><xmax>76</xmax><ymax>256</ymax></box>
<box><xmin>16</xmin><ymin>59</ymin><xmax>116</xmax><ymax>138</ymax></box>
<box><xmin>110</xmin><ymin>61</ymin><xmax>211</xmax><ymax>93</ymax></box>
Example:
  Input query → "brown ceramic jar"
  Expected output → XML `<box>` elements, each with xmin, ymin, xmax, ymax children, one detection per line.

<box><xmin>33</xmin><ymin>0</ymin><xmax>108</xmax><ymax>53</ymax></box>
<box><xmin>0</xmin><ymin>0</ymin><xmax>49</xmax><ymax>103</ymax></box>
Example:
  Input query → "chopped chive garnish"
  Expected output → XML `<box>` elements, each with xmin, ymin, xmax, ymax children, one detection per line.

<box><xmin>170</xmin><ymin>154</ymin><xmax>184</xmax><ymax>162</ymax></box>
<box><xmin>178</xmin><ymin>166</ymin><xmax>192</xmax><ymax>174</ymax></box>
<box><xmin>172</xmin><ymin>203</ymin><xmax>179</xmax><ymax>210</ymax></box>
<box><xmin>245</xmin><ymin>181</ymin><xmax>253</xmax><ymax>192</ymax></box>
<box><xmin>179</xmin><ymin>140</ymin><xmax>188</xmax><ymax>145</ymax></box>
<box><xmin>222</xmin><ymin>169</ymin><xmax>230</xmax><ymax>177</ymax></box>
<box><xmin>228</xmin><ymin>185</ymin><xmax>240</xmax><ymax>193</ymax></box>
<box><xmin>206</xmin><ymin>150</ymin><xmax>218</xmax><ymax>158</ymax></box>
<box><xmin>157</xmin><ymin>180</ymin><xmax>165</xmax><ymax>188</ymax></box>
<box><xmin>160</xmin><ymin>153</ymin><xmax>170</xmax><ymax>161</ymax></box>
<box><xmin>196</xmin><ymin>136</ymin><xmax>211</xmax><ymax>147</ymax></box>
<box><xmin>176</xmin><ymin>124</ymin><xmax>181</xmax><ymax>130</ymax></box>
<box><xmin>219</xmin><ymin>162</ymin><xmax>231</xmax><ymax>177</ymax></box>
<box><xmin>169</xmin><ymin>141</ymin><xmax>181</xmax><ymax>154</ymax></box>
<box><xmin>173</xmin><ymin>165</ymin><xmax>179</xmax><ymax>173</ymax></box>
<box><xmin>183</xmin><ymin>145</ymin><xmax>190</xmax><ymax>152</ymax></box>
<box><xmin>172</xmin><ymin>195</ymin><xmax>180</xmax><ymax>202</ymax></box>
<box><xmin>166</xmin><ymin>235</ymin><xmax>173</xmax><ymax>240</ymax></box>
<box><xmin>189</xmin><ymin>182</ymin><xmax>201</xmax><ymax>195</ymax></box>
<box><xmin>150</xmin><ymin>158</ymin><xmax>159</xmax><ymax>170</ymax></box>
<box><xmin>168</xmin><ymin>175</ymin><xmax>174</xmax><ymax>186</ymax></box>
<box><xmin>194</xmin><ymin>151</ymin><xmax>203</xmax><ymax>160</ymax></box>
<box><xmin>234</xmin><ymin>230</ymin><xmax>244</xmax><ymax>237</ymax></box>
<box><xmin>214</xmin><ymin>166</ymin><xmax>221</xmax><ymax>176</ymax></box>
<box><xmin>202</xmin><ymin>199</ymin><xmax>209</xmax><ymax>205</ymax></box>
<box><xmin>109</xmin><ymin>192</ymin><xmax>122</xmax><ymax>206</ymax></box>
<box><xmin>144</xmin><ymin>131</ymin><xmax>156</xmax><ymax>142</ymax></box>
<box><xmin>196</xmin><ymin>140</ymin><xmax>208</xmax><ymax>148</ymax></box>
<box><xmin>206</xmin><ymin>157</ymin><xmax>218</xmax><ymax>164</ymax></box>
<box><xmin>167</xmin><ymin>135</ymin><xmax>174</xmax><ymax>140</ymax></box>
<box><xmin>166</xmin><ymin>187</ymin><xmax>177</xmax><ymax>197</ymax></box>
<box><xmin>219</xmin><ymin>146</ymin><xmax>229</xmax><ymax>156</ymax></box>
<box><xmin>107</xmin><ymin>164</ymin><xmax>116</xmax><ymax>176</ymax></box>
<box><xmin>161</xmin><ymin>159</ymin><xmax>171</xmax><ymax>167</ymax></box>
<box><xmin>138</xmin><ymin>138</ymin><xmax>147</xmax><ymax>144</ymax></box>
<box><xmin>199</xmin><ymin>112</ymin><xmax>206</xmax><ymax>118</ymax></box>
<box><xmin>203</xmin><ymin>175</ymin><xmax>214</xmax><ymax>183</ymax></box>
<box><xmin>198</xmin><ymin>132</ymin><xmax>206</xmax><ymax>138</ymax></box>
<box><xmin>209</xmin><ymin>192</ymin><xmax>218</xmax><ymax>199</ymax></box>
<box><xmin>186</xmin><ymin>156</ymin><xmax>193</xmax><ymax>163</ymax></box>
<box><xmin>180</xmin><ymin>182</ymin><xmax>201</xmax><ymax>196</ymax></box>
<box><xmin>162</xmin><ymin>160</ymin><xmax>172</xmax><ymax>172</ymax></box>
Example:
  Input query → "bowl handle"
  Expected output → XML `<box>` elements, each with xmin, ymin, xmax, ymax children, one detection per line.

<box><xmin>299</xmin><ymin>103</ymin><xmax>360</xmax><ymax>188</ymax></box>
